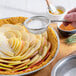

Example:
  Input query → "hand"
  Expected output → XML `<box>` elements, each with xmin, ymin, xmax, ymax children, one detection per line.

<box><xmin>63</xmin><ymin>8</ymin><xmax>76</xmax><ymax>28</ymax></box>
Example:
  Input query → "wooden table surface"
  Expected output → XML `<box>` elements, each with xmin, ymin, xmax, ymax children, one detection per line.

<box><xmin>26</xmin><ymin>24</ymin><xmax>76</xmax><ymax>76</ymax></box>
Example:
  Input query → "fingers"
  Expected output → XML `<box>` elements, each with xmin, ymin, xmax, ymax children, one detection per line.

<box><xmin>63</xmin><ymin>12</ymin><xmax>76</xmax><ymax>26</ymax></box>
<box><xmin>68</xmin><ymin>8</ymin><xmax>76</xmax><ymax>14</ymax></box>
<box><xmin>63</xmin><ymin>22</ymin><xmax>71</xmax><ymax>26</ymax></box>
<box><xmin>64</xmin><ymin>12</ymin><xmax>76</xmax><ymax>21</ymax></box>
<box><xmin>71</xmin><ymin>22</ymin><xmax>76</xmax><ymax>28</ymax></box>
<box><xmin>63</xmin><ymin>8</ymin><xmax>76</xmax><ymax>27</ymax></box>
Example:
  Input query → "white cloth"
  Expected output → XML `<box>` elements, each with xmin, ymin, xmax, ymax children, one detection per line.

<box><xmin>0</xmin><ymin>0</ymin><xmax>75</xmax><ymax>18</ymax></box>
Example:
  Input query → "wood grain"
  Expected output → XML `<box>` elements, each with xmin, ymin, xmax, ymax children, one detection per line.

<box><xmin>26</xmin><ymin>23</ymin><xmax>76</xmax><ymax>76</ymax></box>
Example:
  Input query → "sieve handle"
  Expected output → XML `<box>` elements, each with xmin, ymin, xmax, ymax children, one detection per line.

<box><xmin>51</xmin><ymin>19</ymin><xmax>72</xmax><ymax>23</ymax></box>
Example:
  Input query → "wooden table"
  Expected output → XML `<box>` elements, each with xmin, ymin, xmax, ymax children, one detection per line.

<box><xmin>26</xmin><ymin>24</ymin><xmax>76</xmax><ymax>76</ymax></box>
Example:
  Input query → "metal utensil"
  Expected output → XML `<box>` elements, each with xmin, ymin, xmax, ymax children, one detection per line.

<box><xmin>46</xmin><ymin>0</ymin><xmax>59</xmax><ymax>14</ymax></box>
<box><xmin>24</xmin><ymin>16</ymin><xmax>50</xmax><ymax>34</ymax></box>
<box><xmin>51</xmin><ymin>19</ymin><xmax>71</xmax><ymax>23</ymax></box>
<box><xmin>51</xmin><ymin>51</ymin><xmax>76</xmax><ymax>76</ymax></box>
<box><xmin>24</xmin><ymin>16</ymin><xmax>72</xmax><ymax>34</ymax></box>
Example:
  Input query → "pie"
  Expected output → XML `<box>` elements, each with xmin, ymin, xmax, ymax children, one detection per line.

<box><xmin>0</xmin><ymin>17</ymin><xmax>58</xmax><ymax>75</ymax></box>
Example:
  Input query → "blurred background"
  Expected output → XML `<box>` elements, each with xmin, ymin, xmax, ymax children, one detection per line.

<box><xmin>0</xmin><ymin>0</ymin><xmax>75</xmax><ymax>18</ymax></box>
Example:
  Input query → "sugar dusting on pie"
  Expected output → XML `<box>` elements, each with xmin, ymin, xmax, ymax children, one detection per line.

<box><xmin>0</xmin><ymin>33</ymin><xmax>14</xmax><ymax>57</ymax></box>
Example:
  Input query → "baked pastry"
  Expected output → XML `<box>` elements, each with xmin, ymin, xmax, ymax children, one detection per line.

<box><xmin>0</xmin><ymin>17</ymin><xmax>58</xmax><ymax>75</ymax></box>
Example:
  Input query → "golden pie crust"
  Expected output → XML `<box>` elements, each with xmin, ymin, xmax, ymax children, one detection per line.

<box><xmin>0</xmin><ymin>17</ymin><xmax>58</xmax><ymax>75</ymax></box>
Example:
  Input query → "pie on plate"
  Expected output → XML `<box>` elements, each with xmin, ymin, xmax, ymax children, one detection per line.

<box><xmin>0</xmin><ymin>17</ymin><xmax>58</xmax><ymax>75</ymax></box>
